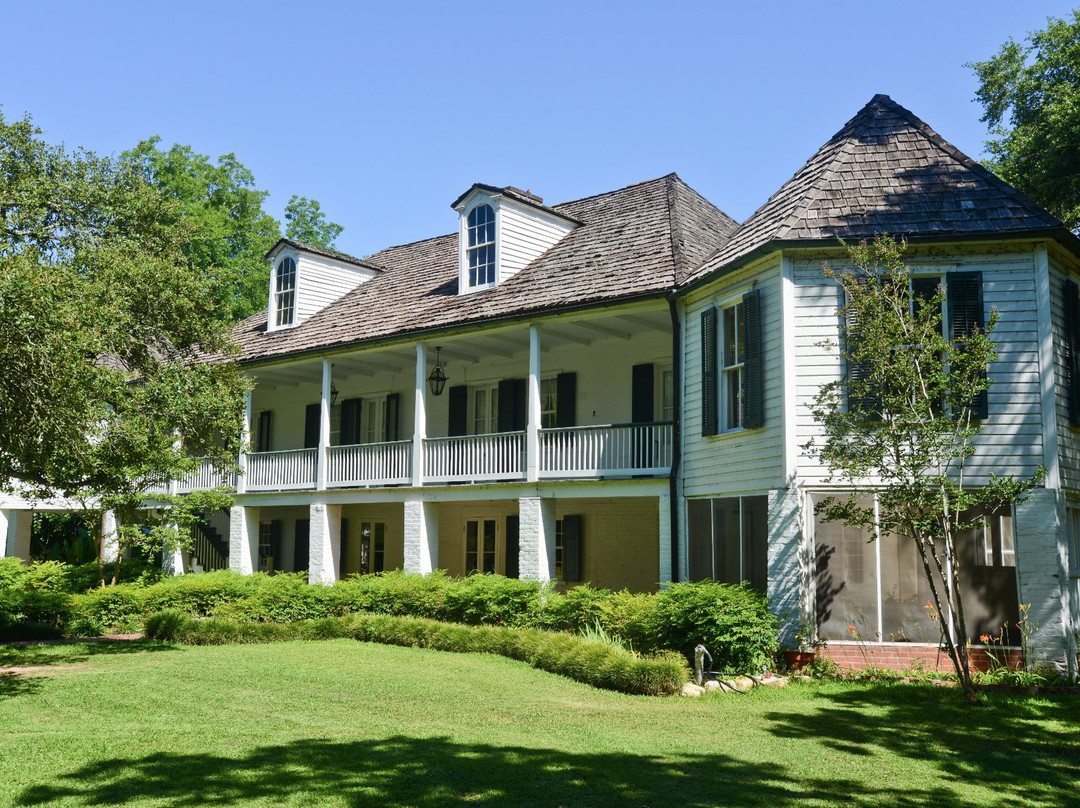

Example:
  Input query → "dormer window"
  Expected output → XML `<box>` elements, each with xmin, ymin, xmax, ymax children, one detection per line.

<box><xmin>467</xmin><ymin>204</ymin><xmax>496</xmax><ymax>288</ymax></box>
<box><xmin>273</xmin><ymin>256</ymin><xmax>297</xmax><ymax>327</ymax></box>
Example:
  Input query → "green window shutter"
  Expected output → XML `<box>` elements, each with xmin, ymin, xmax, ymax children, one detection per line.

<box><xmin>304</xmin><ymin>403</ymin><xmax>321</xmax><ymax>449</ymax></box>
<box><xmin>632</xmin><ymin>363</ymin><xmax>654</xmax><ymax>423</ymax></box>
<box><xmin>269</xmin><ymin>520</ymin><xmax>282</xmax><ymax>574</ymax></box>
<box><xmin>504</xmin><ymin>515</ymin><xmax>520</xmax><ymax>579</ymax></box>
<box><xmin>498</xmin><ymin>379</ymin><xmax>527</xmax><ymax>432</ymax></box>
<box><xmin>1066</xmin><ymin>279</ymin><xmax>1080</xmax><ymax>426</ymax></box>
<box><xmin>448</xmin><ymin>386</ymin><xmax>468</xmax><ymax>436</ymax></box>
<box><xmin>742</xmin><ymin>289</ymin><xmax>764</xmax><ymax>429</ymax></box>
<box><xmin>340</xmin><ymin>398</ymin><xmax>362</xmax><ymax>445</ymax></box>
<box><xmin>514</xmin><ymin>378</ymin><xmax>527</xmax><ymax>431</ymax></box>
<box><xmin>701</xmin><ymin>309</ymin><xmax>718</xmax><ymax>436</ymax></box>
<box><xmin>562</xmin><ymin>515</ymin><xmax>582</xmax><ymax>583</ymax></box>
<box><xmin>385</xmin><ymin>393</ymin><xmax>400</xmax><ymax>441</ymax></box>
<box><xmin>293</xmin><ymin>519</ymin><xmax>310</xmax><ymax>573</ymax></box>
<box><xmin>949</xmin><ymin>272</ymin><xmax>988</xmax><ymax>420</ymax></box>
<box><xmin>556</xmin><ymin>372</ymin><xmax>577</xmax><ymax>427</ymax></box>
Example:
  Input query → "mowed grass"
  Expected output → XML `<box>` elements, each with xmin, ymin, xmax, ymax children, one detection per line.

<box><xmin>0</xmin><ymin>640</ymin><xmax>1077</xmax><ymax>807</ymax></box>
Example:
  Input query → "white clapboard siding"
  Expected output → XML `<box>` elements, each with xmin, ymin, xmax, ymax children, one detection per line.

<box><xmin>681</xmin><ymin>258</ymin><xmax>785</xmax><ymax>498</ymax></box>
<box><xmin>793</xmin><ymin>250</ymin><xmax>1045</xmax><ymax>487</ymax></box>
<box><xmin>295</xmin><ymin>252</ymin><xmax>378</xmax><ymax>325</ymax></box>
<box><xmin>497</xmin><ymin>199</ymin><xmax>576</xmax><ymax>281</ymax></box>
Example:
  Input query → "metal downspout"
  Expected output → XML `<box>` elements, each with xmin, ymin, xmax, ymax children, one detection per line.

<box><xmin>668</xmin><ymin>296</ymin><xmax>682</xmax><ymax>583</ymax></box>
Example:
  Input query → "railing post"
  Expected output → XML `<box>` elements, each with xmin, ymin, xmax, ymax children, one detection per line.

<box><xmin>237</xmin><ymin>389</ymin><xmax>251</xmax><ymax>495</ymax></box>
<box><xmin>527</xmin><ymin>325</ymin><xmax>540</xmax><ymax>483</ymax></box>
<box><xmin>413</xmin><ymin>344</ymin><xmax>426</xmax><ymax>487</ymax></box>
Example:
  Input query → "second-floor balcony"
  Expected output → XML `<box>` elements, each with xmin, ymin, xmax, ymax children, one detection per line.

<box><xmin>175</xmin><ymin>422</ymin><xmax>672</xmax><ymax>494</ymax></box>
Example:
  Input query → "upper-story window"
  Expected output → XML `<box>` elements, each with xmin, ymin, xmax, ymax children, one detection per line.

<box><xmin>273</xmin><ymin>257</ymin><xmax>297</xmax><ymax>327</ymax></box>
<box><xmin>467</xmin><ymin>204</ymin><xmax>496</xmax><ymax>288</ymax></box>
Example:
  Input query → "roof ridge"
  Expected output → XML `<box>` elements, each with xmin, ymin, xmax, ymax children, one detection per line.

<box><xmin>551</xmin><ymin>173</ymin><xmax>675</xmax><ymax>211</ymax></box>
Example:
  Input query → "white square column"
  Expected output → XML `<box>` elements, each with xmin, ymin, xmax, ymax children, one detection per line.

<box><xmin>527</xmin><ymin>326</ymin><xmax>541</xmax><ymax>483</ymax></box>
<box><xmin>3</xmin><ymin>509</ymin><xmax>32</xmax><ymax>561</ymax></box>
<box><xmin>403</xmin><ymin>499</ymin><xmax>438</xmax><ymax>574</ymax></box>
<box><xmin>518</xmin><ymin>496</ymin><xmax>555</xmax><ymax>582</ymax></box>
<box><xmin>658</xmin><ymin>493</ymin><xmax>672</xmax><ymax>586</ymax></box>
<box><xmin>101</xmin><ymin>510</ymin><xmax>119</xmax><ymax>563</ymax></box>
<box><xmin>309</xmin><ymin>501</ymin><xmax>342</xmax><ymax>584</ymax></box>
<box><xmin>412</xmin><ymin>344</ymin><xmax>427</xmax><ymax>487</ymax></box>
<box><xmin>768</xmin><ymin>487</ymin><xmax>804</xmax><ymax>648</ymax></box>
<box><xmin>229</xmin><ymin>505</ymin><xmax>259</xmax><ymax>574</ymax></box>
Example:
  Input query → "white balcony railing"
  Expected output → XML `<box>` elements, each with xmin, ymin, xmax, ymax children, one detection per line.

<box><xmin>327</xmin><ymin>440</ymin><xmax>411</xmax><ymax>487</ymax></box>
<box><xmin>246</xmin><ymin>448</ymin><xmax>317</xmax><ymax>491</ymax></box>
<box><xmin>539</xmin><ymin>422</ymin><xmax>672</xmax><ymax>478</ymax></box>
<box><xmin>423</xmin><ymin>431</ymin><xmax>526</xmax><ymax>483</ymax></box>
<box><xmin>174</xmin><ymin>459</ymin><xmax>236</xmax><ymax>494</ymax></box>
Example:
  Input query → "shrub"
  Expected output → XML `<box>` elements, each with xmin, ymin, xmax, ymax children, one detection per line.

<box><xmin>443</xmin><ymin>574</ymin><xmax>545</xmax><ymax>626</ymax></box>
<box><xmin>0</xmin><ymin>559</ymin><xmax>73</xmax><ymax>628</ymax></box>
<box><xmin>71</xmin><ymin>584</ymin><xmax>147</xmax><ymax>634</ymax></box>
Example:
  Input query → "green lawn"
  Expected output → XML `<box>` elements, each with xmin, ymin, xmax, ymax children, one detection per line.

<box><xmin>0</xmin><ymin>640</ymin><xmax>1077</xmax><ymax>807</ymax></box>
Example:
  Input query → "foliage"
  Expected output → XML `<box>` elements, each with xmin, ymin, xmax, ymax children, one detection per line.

<box><xmin>968</xmin><ymin>10</ymin><xmax>1080</xmax><ymax>232</ymax></box>
<box><xmin>0</xmin><ymin>558</ymin><xmax>72</xmax><ymax>629</ymax></box>
<box><xmin>284</xmin><ymin>195</ymin><xmax>344</xmax><ymax>250</ymax></box>
<box><xmin>807</xmin><ymin>235</ymin><xmax>1041</xmax><ymax>699</ymax></box>
<box><xmin>31</xmin><ymin>513</ymin><xmax>96</xmax><ymax>564</ymax></box>
<box><xmin>144</xmin><ymin>610</ymin><xmax>690</xmax><ymax>696</ymax></box>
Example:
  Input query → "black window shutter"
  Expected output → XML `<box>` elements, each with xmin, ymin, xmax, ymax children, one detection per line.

<box><xmin>701</xmin><ymin>309</ymin><xmax>718</xmax><ymax>436</ymax></box>
<box><xmin>256</xmin><ymin>410</ymin><xmax>273</xmax><ymax>452</ymax></box>
<box><xmin>949</xmin><ymin>272</ymin><xmax>988</xmax><ymax>420</ymax></box>
<box><xmin>304</xmin><ymin>403</ymin><xmax>321</xmax><ymax>449</ymax></box>
<box><xmin>385</xmin><ymin>393</ymin><xmax>400</xmax><ymax>441</ymax></box>
<box><xmin>339</xmin><ymin>518</ymin><xmax>349</xmax><ymax>578</ymax></box>
<box><xmin>293</xmin><ymin>519</ymin><xmax>310</xmax><ymax>573</ymax></box>
<box><xmin>1066</xmin><ymin>279</ymin><xmax>1080</xmax><ymax>426</ymax></box>
<box><xmin>448</xmin><ymin>385</ymin><xmax>468</xmax><ymax>436</ymax></box>
<box><xmin>742</xmin><ymin>288</ymin><xmax>765</xmax><ymax>429</ymax></box>
<box><xmin>504</xmin><ymin>515</ymin><xmax>519</xmax><ymax>579</ymax></box>
<box><xmin>269</xmin><ymin>520</ymin><xmax>282</xmax><ymax>573</ymax></box>
<box><xmin>514</xmin><ymin>378</ymin><xmax>527</xmax><ymax>431</ymax></box>
<box><xmin>562</xmin><ymin>515</ymin><xmax>582</xmax><ymax>582</ymax></box>
<box><xmin>632</xmin><ymin>363</ymin><xmax>654</xmax><ymax>423</ymax></box>
<box><xmin>556</xmin><ymin>372</ymin><xmax>577</xmax><ymax>427</ymax></box>
<box><xmin>497</xmin><ymin>379</ymin><xmax>516</xmax><ymax>432</ymax></box>
<box><xmin>340</xmin><ymin>398</ymin><xmax>362</xmax><ymax>445</ymax></box>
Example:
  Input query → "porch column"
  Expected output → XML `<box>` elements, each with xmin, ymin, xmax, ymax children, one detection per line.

<box><xmin>658</xmin><ymin>493</ymin><xmax>672</xmax><ymax>586</ymax></box>
<box><xmin>518</xmin><ymin>496</ymin><xmax>555</xmax><ymax>581</ymax></box>
<box><xmin>1014</xmin><ymin>488</ymin><xmax>1071</xmax><ymax>671</ymax></box>
<box><xmin>412</xmin><ymin>344</ymin><xmax>426</xmax><ymax>487</ymax></box>
<box><xmin>2</xmin><ymin>509</ymin><xmax>32</xmax><ymax>561</ymax></box>
<box><xmin>309</xmin><ymin>501</ymin><xmax>342</xmax><ymax>584</ymax></box>
<box><xmin>527</xmin><ymin>325</ymin><xmax>541</xmax><ymax>483</ymax></box>
<box><xmin>317</xmin><ymin>359</ymin><xmax>331</xmax><ymax>491</ymax></box>
<box><xmin>101</xmin><ymin>510</ymin><xmax>119</xmax><ymax>564</ymax></box>
<box><xmin>229</xmin><ymin>505</ymin><xmax>259</xmax><ymax>574</ymax></box>
<box><xmin>403</xmin><ymin>499</ymin><xmax>438</xmax><ymax>574</ymax></box>
<box><xmin>237</xmin><ymin>390</ymin><xmax>252</xmax><ymax>495</ymax></box>
<box><xmin>768</xmin><ymin>487</ymin><xmax>804</xmax><ymax>649</ymax></box>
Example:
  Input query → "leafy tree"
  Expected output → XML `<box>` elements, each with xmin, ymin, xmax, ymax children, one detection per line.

<box><xmin>807</xmin><ymin>236</ymin><xmax>1040</xmax><ymax>700</ymax></box>
<box><xmin>0</xmin><ymin>111</ymin><xmax>249</xmax><ymax>585</ymax></box>
<box><xmin>969</xmin><ymin>10</ymin><xmax>1080</xmax><ymax>232</ymax></box>
<box><xmin>284</xmin><ymin>195</ymin><xmax>344</xmax><ymax>249</ymax></box>
<box><xmin>125</xmin><ymin>137</ymin><xmax>283</xmax><ymax>321</ymax></box>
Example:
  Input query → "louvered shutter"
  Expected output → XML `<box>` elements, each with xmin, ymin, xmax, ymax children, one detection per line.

<box><xmin>340</xmin><ymin>398</ymin><xmax>362</xmax><ymax>445</ymax></box>
<box><xmin>268</xmin><ymin>520</ymin><xmax>282</xmax><ymax>574</ymax></box>
<box><xmin>701</xmin><ymin>309</ymin><xmax>718</xmax><ymax>436</ymax></box>
<box><xmin>845</xmin><ymin>280</ymin><xmax>878</xmax><ymax>417</ymax></box>
<box><xmin>556</xmin><ymin>372</ymin><xmax>577</xmax><ymax>427</ymax></box>
<box><xmin>384</xmin><ymin>393</ymin><xmax>400</xmax><ymax>441</ymax></box>
<box><xmin>256</xmin><ymin>410</ymin><xmax>273</xmax><ymax>452</ymax></box>
<box><xmin>497</xmin><ymin>379</ymin><xmax>516</xmax><ymax>432</ymax></box>
<box><xmin>304</xmin><ymin>403</ymin><xmax>321</xmax><ymax>449</ymax></box>
<box><xmin>448</xmin><ymin>386</ymin><xmax>468</xmax><ymax>436</ymax></box>
<box><xmin>743</xmin><ymin>289</ymin><xmax>764</xmax><ymax>429</ymax></box>
<box><xmin>504</xmin><ymin>515</ymin><xmax>520</xmax><ymax>579</ymax></box>
<box><xmin>1065</xmin><ymin>279</ymin><xmax>1080</xmax><ymax>426</ymax></box>
<box><xmin>293</xmin><ymin>519</ymin><xmax>310</xmax><ymax>574</ymax></box>
<box><xmin>562</xmin><ymin>515</ymin><xmax>582</xmax><ymax>582</ymax></box>
<box><xmin>632</xmin><ymin>364</ymin><xmax>654</xmax><ymax>423</ymax></box>
<box><xmin>948</xmin><ymin>272</ymin><xmax>988</xmax><ymax>420</ymax></box>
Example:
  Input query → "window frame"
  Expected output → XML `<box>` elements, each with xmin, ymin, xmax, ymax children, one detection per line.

<box><xmin>464</xmin><ymin>517</ymin><xmax>500</xmax><ymax>575</ymax></box>
<box><xmin>465</xmin><ymin>203</ymin><xmax>497</xmax><ymax>290</ymax></box>
<box><xmin>273</xmin><ymin>256</ymin><xmax>297</xmax><ymax>327</ymax></box>
<box><xmin>721</xmin><ymin>300</ymin><xmax>746</xmax><ymax>431</ymax></box>
<box><xmin>470</xmin><ymin>383</ymin><xmax>500</xmax><ymax>435</ymax></box>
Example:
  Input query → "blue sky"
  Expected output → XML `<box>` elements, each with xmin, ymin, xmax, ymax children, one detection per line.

<box><xmin>4</xmin><ymin>1</ymin><xmax>1077</xmax><ymax>259</ymax></box>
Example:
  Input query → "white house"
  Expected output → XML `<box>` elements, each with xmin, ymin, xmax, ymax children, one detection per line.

<box><xmin>6</xmin><ymin>95</ymin><xmax>1079</xmax><ymax>672</ymax></box>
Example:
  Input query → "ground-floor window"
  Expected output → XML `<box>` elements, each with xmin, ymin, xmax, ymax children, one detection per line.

<box><xmin>258</xmin><ymin>520</ymin><xmax>281</xmax><ymax>573</ymax></box>
<box><xmin>687</xmin><ymin>495</ymin><xmax>767</xmax><ymax>590</ymax></box>
<box><xmin>811</xmin><ymin>493</ymin><xmax>1020</xmax><ymax>645</ymax></box>
<box><xmin>358</xmin><ymin>521</ymin><xmax>385</xmax><ymax>575</ymax></box>
<box><xmin>465</xmin><ymin>518</ymin><xmax>499</xmax><ymax>574</ymax></box>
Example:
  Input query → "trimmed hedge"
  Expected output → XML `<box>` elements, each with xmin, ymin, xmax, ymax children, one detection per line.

<box><xmin>144</xmin><ymin>610</ymin><xmax>690</xmax><ymax>696</ymax></box>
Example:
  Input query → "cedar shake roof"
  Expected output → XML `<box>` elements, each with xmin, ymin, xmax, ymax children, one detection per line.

<box><xmin>683</xmin><ymin>94</ymin><xmax>1065</xmax><ymax>286</ymax></box>
<box><xmin>233</xmin><ymin>174</ymin><xmax>737</xmax><ymax>364</ymax></box>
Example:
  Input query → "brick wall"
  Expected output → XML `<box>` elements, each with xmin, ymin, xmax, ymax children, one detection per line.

<box><xmin>819</xmin><ymin>643</ymin><xmax>1023</xmax><ymax>673</ymax></box>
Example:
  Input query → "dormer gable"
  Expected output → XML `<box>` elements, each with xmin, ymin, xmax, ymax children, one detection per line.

<box><xmin>451</xmin><ymin>184</ymin><xmax>579</xmax><ymax>295</ymax></box>
<box><xmin>265</xmin><ymin>239</ymin><xmax>381</xmax><ymax>332</ymax></box>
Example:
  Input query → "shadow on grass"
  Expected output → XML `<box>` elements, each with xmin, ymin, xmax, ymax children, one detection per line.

<box><xmin>0</xmin><ymin>640</ymin><xmax>178</xmax><ymax>700</ymax></box>
<box><xmin>16</xmin><ymin>733</ymin><xmax>1009</xmax><ymax>808</ymax></box>
<box><xmin>764</xmin><ymin>682</ymin><xmax>1080</xmax><ymax>807</ymax></box>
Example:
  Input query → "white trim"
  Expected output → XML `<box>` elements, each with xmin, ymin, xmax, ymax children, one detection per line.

<box><xmin>1035</xmin><ymin>245</ymin><xmax>1060</xmax><ymax>489</ymax></box>
<box><xmin>780</xmin><ymin>253</ymin><xmax>798</xmax><ymax>482</ymax></box>
<box><xmin>527</xmin><ymin>325</ymin><xmax>541</xmax><ymax>483</ymax></box>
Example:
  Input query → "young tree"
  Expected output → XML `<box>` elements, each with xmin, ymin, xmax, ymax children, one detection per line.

<box><xmin>968</xmin><ymin>10</ymin><xmax>1080</xmax><ymax>232</ymax></box>
<box><xmin>807</xmin><ymin>236</ymin><xmax>1040</xmax><ymax>700</ymax></box>
<box><xmin>0</xmin><ymin>111</ymin><xmax>249</xmax><ymax>584</ymax></box>
<box><xmin>284</xmin><ymin>194</ymin><xmax>344</xmax><ymax>249</ymax></box>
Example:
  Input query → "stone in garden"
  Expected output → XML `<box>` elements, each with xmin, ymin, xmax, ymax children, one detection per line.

<box><xmin>681</xmin><ymin>683</ymin><xmax>705</xmax><ymax>697</ymax></box>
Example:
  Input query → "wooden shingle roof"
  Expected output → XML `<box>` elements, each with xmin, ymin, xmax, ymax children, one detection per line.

<box><xmin>233</xmin><ymin>174</ymin><xmax>737</xmax><ymax>363</ymax></box>
<box><xmin>683</xmin><ymin>94</ymin><xmax>1064</xmax><ymax>286</ymax></box>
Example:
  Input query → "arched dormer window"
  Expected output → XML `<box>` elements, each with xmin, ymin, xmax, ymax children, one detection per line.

<box><xmin>273</xmin><ymin>256</ymin><xmax>297</xmax><ymax>327</ymax></box>
<box><xmin>467</xmin><ymin>204</ymin><xmax>496</xmax><ymax>288</ymax></box>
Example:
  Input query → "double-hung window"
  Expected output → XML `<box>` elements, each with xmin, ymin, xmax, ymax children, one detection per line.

<box><xmin>722</xmin><ymin>301</ymin><xmax>746</xmax><ymax>430</ymax></box>
<box><xmin>466</xmin><ymin>204</ymin><xmax>496</xmax><ymax>288</ymax></box>
<box><xmin>273</xmin><ymin>257</ymin><xmax>296</xmax><ymax>327</ymax></box>
<box><xmin>540</xmin><ymin>377</ymin><xmax>558</xmax><ymax>428</ymax></box>
<box><xmin>701</xmin><ymin>289</ymin><xmax>763</xmax><ymax>436</ymax></box>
